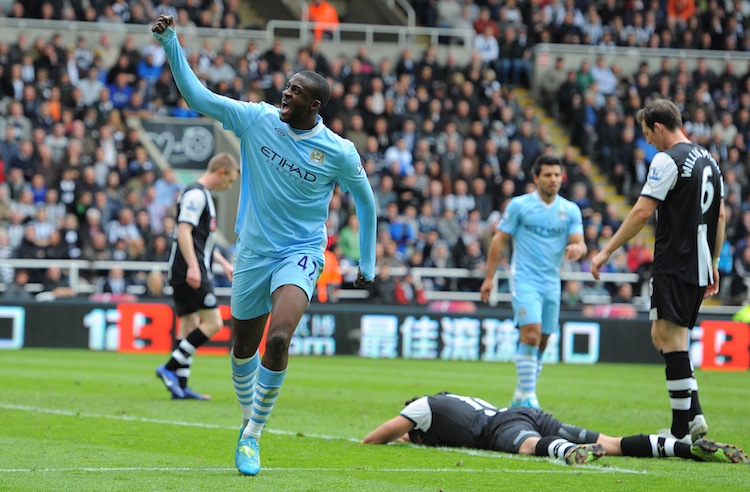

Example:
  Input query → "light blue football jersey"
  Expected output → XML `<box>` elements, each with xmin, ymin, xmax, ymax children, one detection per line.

<box><xmin>155</xmin><ymin>27</ymin><xmax>376</xmax><ymax>279</ymax></box>
<box><xmin>222</xmin><ymin>101</ymin><xmax>366</xmax><ymax>257</ymax></box>
<box><xmin>498</xmin><ymin>191</ymin><xmax>583</xmax><ymax>290</ymax></box>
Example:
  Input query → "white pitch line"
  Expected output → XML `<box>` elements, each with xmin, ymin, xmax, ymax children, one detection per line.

<box><xmin>0</xmin><ymin>403</ymin><xmax>358</xmax><ymax>442</ymax></box>
<box><xmin>0</xmin><ymin>466</ymin><xmax>630</xmax><ymax>475</ymax></box>
<box><xmin>0</xmin><ymin>403</ymin><xmax>644</xmax><ymax>475</ymax></box>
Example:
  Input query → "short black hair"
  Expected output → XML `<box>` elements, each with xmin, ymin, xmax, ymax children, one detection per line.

<box><xmin>532</xmin><ymin>155</ymin><xmax>562</xmax><ymax>177</ymax></box>
<box><xmin>636</xmin><ymin>98</ymin><xmax>682</xmax><ymax>131</ymax></box>
<box><xmin>404</xmin><ymin>396</ymin><xmax>422</xmax><ymax>406</ymax></box>
<box><xmin>297</xmin><ymin>70</ymin><xmax>330</xmax><ymax>109</ymax></box>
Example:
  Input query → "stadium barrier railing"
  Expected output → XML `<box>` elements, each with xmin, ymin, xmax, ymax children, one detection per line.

<box><xmin>2</xmin><ymin>257</ymin><xmax>724</xmax><ymax>313</ymax></box>
<box><xmin>0</xmin><ymin>17</ymin><xmax>474</xmax><ymax>64</ymax></box>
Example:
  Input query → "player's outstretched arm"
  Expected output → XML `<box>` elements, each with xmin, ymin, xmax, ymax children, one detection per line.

<box><xmin>362</xmin><ymin>416</ymin><xmax>414</xmax><ymax>444</ymax></box>
<box><xmin>480</xmin><ymin>230</ymin><xmax>509</xmax><ymax>303</ymax></box>
<box><xmin>213</xmin><ymin>249</ymin><xmax>234</xmax><ymax>283</ymax></box>
<box><xmin>151</xmin><ymin>14</ymin><xmax>230</xmax><ymax>122</ymax></box>
<box><xmin>706</xmin><ymin>199</ymin><xmax>726</xmax><ymax>298</ymax></box>
<box><xmin>591</xmin><ymin>196</ymin><xmax>657</xmax><ymax>280</ymax></box>
<box><xmin>349</xmin><ymin>177</ymin><xmax>377</xmax><ymax>286</ymax></box>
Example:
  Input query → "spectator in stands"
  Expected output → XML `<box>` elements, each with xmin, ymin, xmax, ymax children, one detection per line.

<box><xmin>473</xmin><ymin>6</ymin><xmax>499</xmax><ymax>36</ymax></box>
<box><xmin>316</xmin><ymin>245</ymin><xmax>343</xmax><ymax>303</ymax></box>
<box><xmin>626</xmin><ymin>236</ymin><xmax>653</xmax><ymax>273</ymax></box>
<box><xmin>137</xmin><ymin>52</ymin><xmax>162</xmax><ymax>88</ymax></box>
<box><xmin>9</xmin><ymin>139</ymin><xmax>35</xmax><ymax>182</ymax></box>
<box><xmin>28</xmin><ymin>174</ymin><xmax>47</xmax><ymax>206</ymax></box>
<box><xmin>394</xmin><ymin>269</ymin><xmax>427</xmax><ymax>304</ymax></box>
<box><xmin>338</xmin><ymin>214</ymin><xmax>361</xmax><ymax>265</ymax></box>
<box><xmin>39</xmin><ymin>265</ymin><xmax>75</xmax><ymax>298</ymax></box>
<box><xmin>141</xmin><ymin>269</ymin><xmax>168</xmax><ymax>299</ymax></box>
<box><xmin>422</xmin><ymin>239</ymin><xmax>455</xmax><ymax>291</ymax></box>
<box><xmin>456</xmin><ymin>239</ymin><xmax>486</xmax><ymax>291</ymax></box>
<box><xmin>596</xmin><ymin>109</ymin><xmax>623</xmax><ymax>173</ymax></box>
<box><xmin>730</xmin><ymin>243</ymin><xmax>750</xmax><ymax>304</ymax></box>
<box><xmin>474</xmin><ymin>25</ymin><xmax>499</xmax><ymax>69</ymax></box>
<box><xmin>15</xmin><ymin>223</ymin><xmax>47</xmax><ymax>265</ymax></box>
<box><xmin>611</xmin><ymin>281</ymin><xmax>634</xmax><ymax>304</ymax></box>
<box><xmin>561</xmin><ymin>279</ymin><xmax>584</xmax><ymax>307</ymax></box>
<box><xmin>1</xmin><ymin>268</ymin><xmax>33</xmax><ymax>300</ymax></box>
<box><xmin>105</xmin><ymin>207</ymin><xmax>141</xmax><ymax>245</ymax></box>
<box><xmin>539</xmin><ymin>57</ymin><xmax>567</xmax><ymax>117</ymax></box>
<box><xmin>385</xmin><ymin>202</ymin><xmax>416</xmax><ymax>257</ymax></box>
<box><xmin>373</xmin><ymin>174</ymin><xmax>397</xmax><ymax>219</ymax></box>
<box><xmin>384</xmin><ymin>137</ymin><xmax>414</xmax><ymax>176</ymax></box>
<box><xmin>29</xmin><ymin>207</ymin><xmax>54</xmax><ymax>246</ymax></box>
<box><xmin>153</xmin><ymin>167</ymin><xmax>181</xmax><ymax>207</ymax></box>
<box><xmin>91</xmin><ymin>33</ymin><xmax>119</xmax><ymax>71</ymax></box>
<box><xmin>4</xmin><ymin>208</ymin><xmax>25</xmax><ymax>252</ymax></box>
<box><xmin>556</xmin><ymin>69</ymin><xmax>580</xmax><ymax>125</ymax></box>
<box><xmin>148</xmin><ymin>234</ymin><xmax>171</xmax><ymax>262</ymax></box>
<box><xmin>93</xmin><ymin>265</ymin><xmax>132</xmax><ymax>297</ymax></box>
<box><xmin>712</xmin><ymin>111</ymin><xmax>738</xmax><ymax>147</ymax></box>
<box><xmin>152</xmin><ymin>0</ymin><xmax>178</xmax><ymax>20</ymax></box>
<box><xmin>668</xmin><ymin>0</ymin><xmax>696</xmax><ymax>26</ymax></box>
<box><xmin>366</xmin><ymin>262</ymin><xmax>396</xmax><ymax>303</ymax></box>
<box><xmin>590</xmin><ymin>56</ymin><xmax>617</xmax><ymax>98</ymax></box>
<box><xmin>435</xmin><ymin>0</ymin><xmax>462</xmax><ymax>29</ymax></box>
<box><xmin>443</xmin><ymin>179</ymin><xmax>475</xmax><ymax>225</ymax></box>
<box><xmin>306</xmin><ymin>0</ymin><xmax>340</xmax><ymax>40</ymax></box>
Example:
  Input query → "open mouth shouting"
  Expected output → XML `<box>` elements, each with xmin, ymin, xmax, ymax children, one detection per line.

<box><xmin>280</xmin><ymin>99</ymin><xmax>291</xmax><ymax>119</ymax></box>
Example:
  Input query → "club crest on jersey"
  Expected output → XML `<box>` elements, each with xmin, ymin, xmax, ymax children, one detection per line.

<box><xmin>309</xmin><ymin>148</ymin><xmax>325</xmax><ymax>166</ymax></box>
<box><xmin>558</xmin><ymin>211</ymin><xmax>568</xmax><ymax>220</ymax></box>
<box><xmin>274</xmin><ymin>128</ymin><xmax>286</xmax><ymax>137</ymax></box>
<box><xmin>204</xmin><ymin>293</ymin><xmax>217</xmax><ymax>307</ymax></box>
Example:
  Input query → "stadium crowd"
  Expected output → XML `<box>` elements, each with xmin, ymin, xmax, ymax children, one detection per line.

<box><xmin>1</xmin><ymin>0</ymin><xmax>750</xmax><ymax>305</ymax></box>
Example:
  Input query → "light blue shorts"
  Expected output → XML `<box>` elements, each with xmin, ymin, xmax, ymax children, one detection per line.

<box><xmin>231</xmin><ymin>250</ymin><xmax>324</xmax><ymax>320</ymax></box>
<box><xmin>511</xmin><ymin>282</ymin><xmax>561</xmax><ymax>335</ymax></box>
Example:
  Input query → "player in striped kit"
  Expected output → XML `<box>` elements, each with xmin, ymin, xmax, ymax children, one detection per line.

<box><xmin>363</xmin><ymin>392</ymin><xmax>749</xmax><ymax>465</ymax></box>
<box><xmin>591</xmin><ymin>99</ymin><xmax>725</xmax><ymax>444</ymax></box>
<box><xmin>156</xmin><ymin>153</ymin><xmax>239</xmax><ymax>400</ymax></box>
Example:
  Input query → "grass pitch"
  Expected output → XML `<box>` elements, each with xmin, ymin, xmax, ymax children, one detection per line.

<box><xmin>1</xmin><ymin>349</ymin><xmax>748</xmax><ymax>491</ymax></box>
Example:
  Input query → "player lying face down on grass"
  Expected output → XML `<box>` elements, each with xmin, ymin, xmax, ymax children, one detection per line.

<box><xmin>362</xmin><ymin>392</ymin><xmax>749</xmax><ymax>465</ymax></box>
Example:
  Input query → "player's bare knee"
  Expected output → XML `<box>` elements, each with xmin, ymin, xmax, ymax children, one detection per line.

<box><xmin>521</xmin><ymin>334</ymin><xmax>541</xmax><ymax>347</ymax></box>
<box><xmin>232</xmin><ymin>335</ymin><xmax>260</xmax><ymax>358</ymax></box>
<box><xmin>651</xmin><ymin>333</ymin><xmax>667</xmax><ymax>351</ymax></box>
<box><xmin>265</xmin><ymin>331</ymin><xmax>292</xmax><ymax>360</ymax></box>
<box><xmin>202</xmin><ymin>319</ymin><xmax>223</xmax><ymax>338</ymax></box>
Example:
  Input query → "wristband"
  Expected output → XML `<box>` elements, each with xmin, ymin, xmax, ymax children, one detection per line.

<box><xmin>713</xmin><ymin>258</ymin><xmax>719</xmax><ymax>268</ymax></box>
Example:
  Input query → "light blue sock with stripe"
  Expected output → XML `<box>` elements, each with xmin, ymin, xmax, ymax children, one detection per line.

<box><xmin>243</xmin><ymin>364</ymin><xmax>287</xmax><ymax>440</ymax></box>
<box><xmin>231</xmin><ymin>350</ymin><xmax>259</xmax><ymax>425</ymax></box>
<box><xmin>514</xmin><ymin>342</ymin><xmax>539</xmax><ymax>398</ymax></box>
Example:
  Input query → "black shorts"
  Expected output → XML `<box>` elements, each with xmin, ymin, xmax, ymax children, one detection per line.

<box><xmin>649</xmin><ymin>274</ymin><xmax>705</xmax><ymax>328</ymax></box>
<box><xmin>485</xmin><ymin>408</ymin><xmax>598</xmax><ymax>453</ymax></box>
<box><xmin>171</xmin><ymin>282</ymin><xmax>218</xmax><ymax>317</ymax></box>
